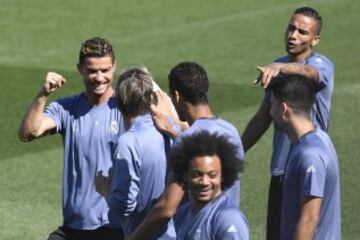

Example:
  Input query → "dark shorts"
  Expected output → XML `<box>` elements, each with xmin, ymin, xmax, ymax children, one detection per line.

<box><xmin>266</xmin><ymin>175</ymin><xmax>283</xmax><ymax>240</ymax></box>
<box><xmin>47</xmin><ymin>226</ymin><xmax>124</xmax><ymax>240</ymax></box>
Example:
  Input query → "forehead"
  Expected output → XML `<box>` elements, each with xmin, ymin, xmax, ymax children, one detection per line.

<box><xmin>289</xmin><ymin>14</ymin><xmax>318</xmax><ymax>33</ymax></box>
<box><xmin>81</xmin><ymin>56</ymin><xmax>114</xmax><ymax>68</ymax></box>
<box><xmin>190</xmin><ymin>155</ymin><xmax>221</xmax><ymax>172</ymax></box>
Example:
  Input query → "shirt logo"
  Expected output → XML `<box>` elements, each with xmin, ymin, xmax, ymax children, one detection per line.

<box><xmin>194</xmin><ymin>228</ymin><xmax>201</xmax><ymax>240</ymax></box>
<box><xmin>110</xmin><ymin>120</ymin><xmax>119</xmax><ymax>134</ymax></box>
<box><xmin>315</xmin><ymin>58</ymin><xmax>323</xmax><ymax>64</ymax></box>
<box><xmin>227</xmin><ymin>225</ymin><xmax>238</xmax><ymax>233</ymax></box>
<box><xmin>306</xmin><ymin>166</ymin><xmax>316</xmax><ymax>173</ymax></box>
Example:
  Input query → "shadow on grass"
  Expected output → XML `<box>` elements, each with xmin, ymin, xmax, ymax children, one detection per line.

<box><xmin>0</xmin><ymin>65</ymin><xmax>81</xmax><ymax>160</ymax></box>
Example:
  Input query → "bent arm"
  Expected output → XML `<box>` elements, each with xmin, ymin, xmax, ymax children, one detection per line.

<box><xmin>257</xmin><ymin>63</ymin><xmax>319</xmax><ymax>88</ymax></box>
<box><xmin>18</xmin><ymin>72</ymin><xmax>65</xmax><ymax>141</ymax></box>
<box><xmin>127</xmin><ymin>181</ymin><xmax>184</xmax><ymax>240</ymax></box>
<box><xmin>278</xmin><ymin>63</ymin><xmax>319</xmax><ymax>82</ymax></box>
<box><xmin>241</xmin><ymin>100</ymin><xmax>272</xmax><ymax>152</ymax></box>
<box><xmin>18</xmin><ymin>91</ymin><xmax>56</xmax><ymax>141</ymax></box>
<box><xmin>294</xmin><ymin>197</ymin><xmax>321</xmax><ymax>240</ymax></box>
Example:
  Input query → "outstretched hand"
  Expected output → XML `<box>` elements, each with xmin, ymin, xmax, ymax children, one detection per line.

<box><xmin>254</xmin><ymin>63</ymin><xmax>282</xmax><ymax>88</ymax></box>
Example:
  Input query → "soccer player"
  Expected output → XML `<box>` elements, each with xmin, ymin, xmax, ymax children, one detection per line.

<box><xmin>241</xmin><ymin>7</ymin><xmax>334</xmax><ymax>239</ymax></box>
<box><xmin>18</xmin><ymin>37</ymin><xmax>124</xmax><ymax>240</ymax></box>
<box><xmin>95</xmin><ymin>67</ymin><xmax>176</xmax><ymax>239</ymax></box>
<box><xmin>171</xmin><ymin>131</ymin><xmax>248</xmax><ymax>240</ymax></box>
<box><xmin>128</xmin><ymin>61</ymin><xmax>244</xmax><ymax>239</ymax></box>
<box><xmin>268</xmin><ymin>74</ymin><xmax>340</xmax><ymax>240</ymax></box>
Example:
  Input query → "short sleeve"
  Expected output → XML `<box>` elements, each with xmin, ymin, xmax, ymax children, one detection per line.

<box><xmin>44</xmin><ymin>100</ymin><xmax>64</xmax><ymax>133</ymax></box>
<box><xmin>214</xmin><ymin>208</ymin><xmax>249</xmax><ymax>240</ymax></box>
<box><xmin>298</xmin><ymin>149</ymin><xmax>327</xmax><ymax>199</ymax></box>
<box><xmin>307</xmin><ymin>55</ymin><xmax>334</xmax><ymax>91</ymax></box>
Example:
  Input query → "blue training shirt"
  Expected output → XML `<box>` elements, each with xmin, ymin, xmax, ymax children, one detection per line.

<box><xmin>265</xmin><ymin>52</ymin><xmax>334</xmax><ymax>176</ymax></box>
<box><xmin>107</xmin><ymin>114</ymin><xmax>176</xmax><ymax>239</ymax></box>
<box><xmin>174</xmin><ymin>193</ymin><xmax>249</xmax><ymax>240</ymax></box>
<box><xmin>281</xmin><ymin>128</ymin><xmax>340</xmax><ymax>240</ymax></box>
<box><xmin>44</xmin><ymin>93</ymin><xmax>125</xmax><ymax>230</ymax></box>
<box><xmin>179</xmin><ymin>117</ymin><xmax>244</xmax><ymax>206</ymax></box>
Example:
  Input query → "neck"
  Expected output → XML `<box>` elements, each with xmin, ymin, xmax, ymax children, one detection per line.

<box><xmin>287</xmin><ymin>116</ymin><xmax>315</xmax><ymax>142</ymax></box>
<box><xmin>124</xmin><ymin>116</ymin><xmax>135</xmax><ymax>130</ymax></box>
<box><xmin>85</xmin><ymin>88</ymin><xmax>114</xmax><ymax>105</ymax></box>
<box><xmin>185</xmin><ymin>103</ymin><xmax>215</xmax><ymax>125</ymax></box>
<box><xmin>289</xmin><ymin>48</ymin><xmax>313</xmax><ymax>63</ymax></box>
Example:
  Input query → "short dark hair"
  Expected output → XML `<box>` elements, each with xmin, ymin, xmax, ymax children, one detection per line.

<box><xmin>170</xmin><ymin>131</ymin><xmax>243</xmax><ymax>190</ymax></box>
<box><xmin>168</xmin><ymin>61</ymin><xmax>209</xmax><ymax>105</ymax></box>
<box><xmin>115</xmin><ymin>67</ymin><xmax>153</xmax><ymax>118</ymax></box>
<box><xmin>79</xmin><ymin>37</ymin><xmax>115</xmax><ymax>65</ymax></box>
<box><xmin>268</xmin><ymin>74</ymin><xmax>316</xmax><ymax>115</ymax></box>
<box><xmin>294</xmin><ymin>6</ymin><xmax>323</xmax><ymax>35</ymax></box>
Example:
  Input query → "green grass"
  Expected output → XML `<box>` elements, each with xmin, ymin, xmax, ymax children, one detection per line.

<box><xmin>0</xmin><ymin>0</ymin><xmax>359</xmax><ymax>239</ymax></box>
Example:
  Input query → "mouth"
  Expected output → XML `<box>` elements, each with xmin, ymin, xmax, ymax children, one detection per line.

<box><xmin>287</xmin><ymin>41</ymin><xmax>297</xmax><ymax>48</ymax></box>
<box><xmin>196</xmin><ymin>187</ymin><xmax>213</xmax><ymax>197</ymax></box>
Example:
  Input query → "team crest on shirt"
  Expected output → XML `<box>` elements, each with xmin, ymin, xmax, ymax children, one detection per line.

<box><xmin>110</xmin><ymin>120</ymin><xmax>119</xmax><ymax>134</ymax></box>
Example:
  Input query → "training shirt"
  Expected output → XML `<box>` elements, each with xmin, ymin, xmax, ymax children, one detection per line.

<box><xmin>178</xmin><ymin>117</ymin><xmax>244</xmax><ymax>206</ymax></box>
<box><xmin>174</xmin><ymin>193</ymin><xmax>249</xmax><ymax>240</ymax></box>
<box><xmin>44</xmin><ymin>93</ymin><xmax>124</xmax><ymax>230</ymax></box>
<box><xmin>107</xmin><ymin>114</ymin><xmax>175</xmax><ymax>239</ymax></box>
<box><xmin>266</xmin><ymin>52</ymin><xmax>334</xmax><ymax>176</ymax></box>
<box><xmin>281</xmin><ymin>128</ymin><xmax>340</xmax><ymax>240</ymax></box>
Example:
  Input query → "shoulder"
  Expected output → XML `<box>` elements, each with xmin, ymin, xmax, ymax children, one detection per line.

<box><xmin>307</xmin><ymin>52</ymin><xmax>334</xmax><ymax>70</ymax></box>
<box><xmin>213</xmin><ymin>198</ymin><xmax>249</xmax><ymax>239</ymax></box>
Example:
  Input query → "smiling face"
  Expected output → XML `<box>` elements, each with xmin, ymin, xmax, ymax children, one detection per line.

<box><xmin>79</xmin><ymin>56</ymin><xmax>116</xmax><ymax>103</ymax></box>
<box><xmin>187</xmin><ymin>155</ymin><xmax>222</xmax><ymax>211</ymax></box>
<box><xmin>285</xmin><ymin>13</ymin><xmax>320</xmax><ymax>61</ymax></box>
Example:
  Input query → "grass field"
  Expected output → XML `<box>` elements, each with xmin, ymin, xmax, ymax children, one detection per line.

<box><xmin>1</xmin><ymin>0</ymin><xmax>359</xmax><ymax>239</ymax></box>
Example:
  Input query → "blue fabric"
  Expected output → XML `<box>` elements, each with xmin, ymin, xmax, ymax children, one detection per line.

<box><xmin>265</xmin><ymin>52</ymin><xmax>334</xmax><ymax>176</ymax></box>
<box><xmin>281</xmin><ymin>128</ymin><xmax>340</xmax><ymax>240</ymax></box>
<box><xmin>107</xmin><ymin>114</ymin><xmax>175</xmax><ymax>239</ymax></box>
<box><xmin>44</xmin><ymin>93</ymin><xmax>125</xmax><ymax>230</ymax></box>
<box><xmin>174</xmin><ymin>193</ymin><xmax>249</xmax><ymax>240</ymax></box>
<box><xmin>179</xmin><ymin>118</ymin><xmax>244</xmax><ymax>206</ymax></box>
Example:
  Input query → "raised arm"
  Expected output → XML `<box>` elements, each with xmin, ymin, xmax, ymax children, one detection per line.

<box><xmin>18</xmin><ymin>72</ymin><xmax>66</xmax><ymax>141</ymax></box>
<box><xmin>241</xmin><ymin>99</ymin><xmax>272</xmax><ymax>153</ymax></box>
<box><xmin>294</xmin><ymin>197</ymin><xmax>321</xmax><ymax>240</ymax></box>
<box><xmin>255</xmin><ymin>62</ymin><xmax>319</xmax><ymax>88</ymax></box>
<box><xmin>127</xmin><ymin>181</ymin><xmax>184</xmax><ymax>240</ymax></box>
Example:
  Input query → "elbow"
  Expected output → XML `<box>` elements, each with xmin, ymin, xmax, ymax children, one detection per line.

<box><xmin>153</xmin><ymin>200</ymin><xmax>177</xmax><ymax>219</ymax></box>
<box><xmin>107</xmin><ymin>196</ymin><xmax>137</xmax><ymax>216</ymax></box>
<box><xmin>17</xmin><ymin>128</ymin><xmax>33</xmax><ymax>142</ymax></box>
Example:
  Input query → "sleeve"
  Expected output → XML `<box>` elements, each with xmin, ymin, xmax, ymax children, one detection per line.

<box><xmin>298</xmin><ymin>149</ymin><xmax>327</xmax><ymax>199</ymax></box>
<box><xmin>44</xmin><ymin>100</ymin><xmax>65</xmax><ymax>133</ymax></box>
<box><xmin>106</xmin><ymin>139</ymin><xmax>141</xmax><ymax>216</ymax></box>
<box><xmin>307</xmin><ymin>56</ymin><xmax>334</xmax><ymax>91</ymax></box>
<box><xmin>214</xmin><ymin>208</ymin><xmax>249</xmax><ymax>240</ymax></box>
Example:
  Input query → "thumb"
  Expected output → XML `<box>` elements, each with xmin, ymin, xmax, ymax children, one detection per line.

<box><xmin>256</xmin><ymin>66</ymin><xmax>264</xmax><ymax>72</ymax></box>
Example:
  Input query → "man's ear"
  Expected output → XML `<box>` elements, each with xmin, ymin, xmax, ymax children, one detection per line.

<box><xmin>282</xmin><ymin>102</ymin><xmax>292</xmax><ymax>119</ymax></box>
<box><xmin>112</xmin><ymin>60</ymin><xmax>117</xmax><ymax>71</ymax></box>
<box><xmin>311</xmin><ymin>35</ymin><xmax>320</xmax><ymax>47</ymax></box>
<box><xmin>174</xmin><ymin>90</ymin><xmax>181</xmax><ymax>103</ymax></box>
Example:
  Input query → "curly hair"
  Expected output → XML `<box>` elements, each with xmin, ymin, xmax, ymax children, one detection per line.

<box><xmin>169</xmin><ymin>131</ymin><xmax>243</xmax><ymax>190</ymax></box>
<box><xmin>78</xmin><ymin>37</ymin><xmax>115</xmax><ymax>65</ymax></box>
